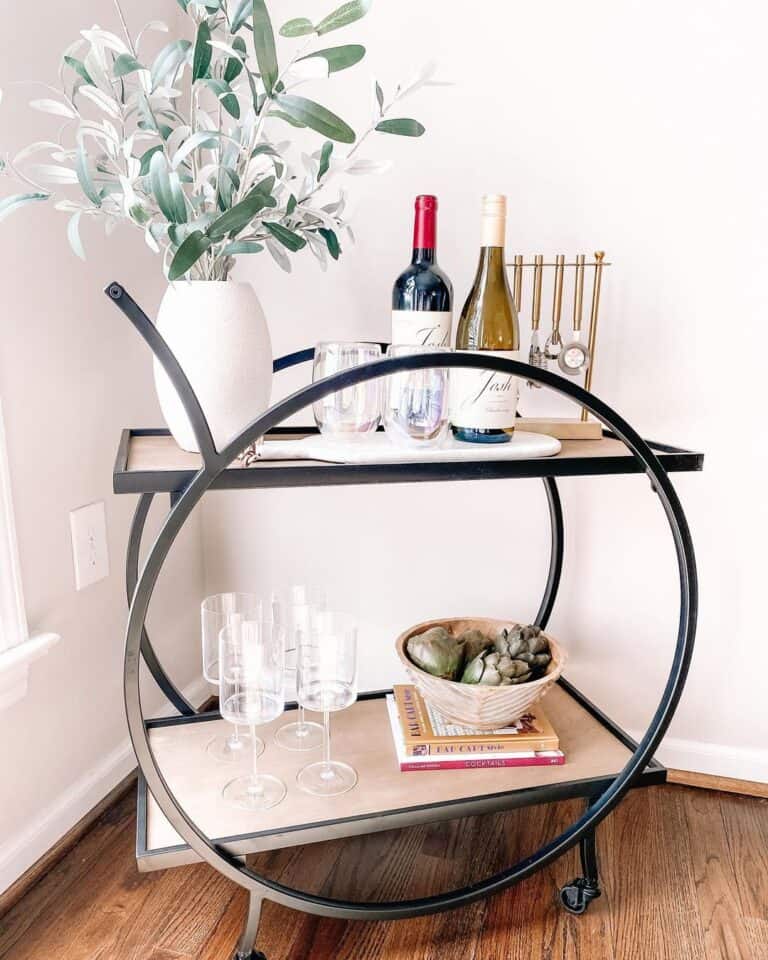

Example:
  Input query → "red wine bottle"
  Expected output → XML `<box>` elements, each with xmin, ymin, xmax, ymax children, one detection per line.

<box><xmin>391</xmin><ymin>195</ymin><xmax>453</xmax><ymax>346</ymax></box>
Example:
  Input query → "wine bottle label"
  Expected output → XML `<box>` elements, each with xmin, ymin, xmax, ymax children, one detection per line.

<box><xmin>450</xmin><ymin>350</ymin><xmax>521</xmax><ymax>429</ymax></box>
<box><xmin>392</xmin><ymin>310</ymin><xmax>452</xmax><ymax>347</ymax></box>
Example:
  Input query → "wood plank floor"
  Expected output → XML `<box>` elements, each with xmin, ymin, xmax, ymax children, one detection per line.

<box><xmin>0</xmin><ymin>784</ymin><xmax>765</xmax><ymax>960</ymax></box>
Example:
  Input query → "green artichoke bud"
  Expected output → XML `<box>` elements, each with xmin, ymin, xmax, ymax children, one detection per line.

<box><xmin>462</xmin><ymin>649</ymin><xmax>532</xmax><ymax>686</ymax></box>
<box><xmin>457</xmin><ymin>628</ymin><xmax>492</xmax><ymax>662</ymax></box>
<box><xmin>494</xmin><ymin>624</ymin><xmax>551</xmax><ymax>677</ymax></box>
<box><xmin>495</xmin><ymin>625</ymin><xmax>526</xmax><ymax>659</ymax></box>
<box><xmin>406</xmin><ymin>627</ymin><xmax>464</xmax><ymax>680</ymax></box>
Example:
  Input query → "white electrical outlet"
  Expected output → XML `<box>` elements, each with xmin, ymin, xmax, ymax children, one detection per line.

<box><xmin>69</xmin><ymin>501</ymin><xmax>109</xmax><ymax>590</ymax></box>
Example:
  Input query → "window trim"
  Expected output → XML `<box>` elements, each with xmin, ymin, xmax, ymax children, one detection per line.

<box><xmin>0</xmin><ymin>399</ymin><xmax>59</xmax><ymax>709</ymax></box>
<box><xmin>0</xmin><ymin>398</ymin><xmax>28</xmax><ymax>653</ymax></box>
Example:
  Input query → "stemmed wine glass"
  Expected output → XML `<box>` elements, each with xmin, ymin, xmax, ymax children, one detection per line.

<box><xmin>275</xmin><ymin>586</ymin><xmax>325</xmax><ymax>751</ymax></box>
<box><xmin>296</xmin><ymin>610</ymin><xmax>358</xmax><ymax>797</ymax></box>
<box><xmin>201</xmin><ymin>593</ymin><xmax>264</xmax><ymax>763</ymax></box>
<box><xmin>220</xmin><ymin>618</ymin><xmax>286</xmax><ymax>810</ymax></box>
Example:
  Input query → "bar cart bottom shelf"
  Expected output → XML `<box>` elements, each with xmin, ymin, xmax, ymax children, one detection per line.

<box><xmin>139</xmin><ymin>683</ymin><xmax>663</xmax><ymax>875</ymax></box>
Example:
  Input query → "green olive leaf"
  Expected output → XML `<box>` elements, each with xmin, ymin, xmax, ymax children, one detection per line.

<box><xmin>192</xmin><ymin>21</ymin><xmax>213</xmax><ymax>81</ymax></box>
<box><xmin>0</xmin><ymin>192</ymin><xmax>49</xmax><ymax>224</ymax></box>
<box><xmin>64</xmin><ymin>56</ymin><xmax>95</xmax><ymax>86</ymax></box>
<box><xmin>264</xmin><ymin>221</ymin><xmax>306</xmax><ymax>251</ymax></box>
<box><xmin>113</xmin><ymin>54</ymin><xmax>144</xmax><ymax>78</ymax></box>
<box><xmin>318</xmin><ymin>140</ymin><xmax>333</xmax><ymax>180</ymax></box>
<box><xmin>315</xmin><ymin>0</ymin><xmax>372</xmax><ymax>36</ymax></box>
<box><xmin>273</xmin><ymin>94</ymin><xmax>354</xmax><ymax>143</ymax></box>
<box><xmin>375</xmin><ymin>117</ymin><xmax>425</xmax><ymax>137</ymax></box>
<box><xmin>206</xmin><ymin>177</ymin><xmax>276</xmax><ymax>240</ymax></box>
<box><xmin>168</xmin><ymin>230</ymin><xmax>212</xmax><ymax>280</ymax></box>
<box><xmin>279</xmin><ymin>17</ymin><xmax>315</xmax><ymax>37</ymax></box>
<box><xmin>251</xmin><ymin>0</ymin><xmax>278</xmax><ymax>96</ymax></box>
<box><xmin>318</xmin><ymin>226</ymin><xmax>340</xmax><ymax>259</ymax></box>
<box><xmin>298</xmin><ymin>44</ymin><xmax>365</xmax><ymax>74</ymax></box>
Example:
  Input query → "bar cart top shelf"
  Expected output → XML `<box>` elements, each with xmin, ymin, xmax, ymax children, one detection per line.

<box><xmin>114</xmin><ymin>427</ymin><xmax>703</xmax><ymax>495</ymax></box>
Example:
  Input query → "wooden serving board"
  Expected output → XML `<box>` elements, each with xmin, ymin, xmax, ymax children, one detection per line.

<box><xmin>516</xmin><ymin>417</ymin><xmax>602</xmax><ymax>440</ymax></box>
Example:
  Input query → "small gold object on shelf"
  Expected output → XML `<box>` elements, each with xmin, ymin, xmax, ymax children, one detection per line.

<box><xmin>508</xmin><ymin>251</ymin><xmax>610</xmax><ymax>425</ymax></box>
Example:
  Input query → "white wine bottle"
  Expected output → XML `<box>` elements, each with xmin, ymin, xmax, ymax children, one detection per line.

<box><xmin>451</xmin><ymin>194</ymin><xmax>520</xmax><ymax>443</ymax></box>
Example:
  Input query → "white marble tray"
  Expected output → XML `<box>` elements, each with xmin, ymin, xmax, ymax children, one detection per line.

<box><xmin>254</xmin><ymin>430</ymin><xmax>561</xmax><ymax>464</ymax></box>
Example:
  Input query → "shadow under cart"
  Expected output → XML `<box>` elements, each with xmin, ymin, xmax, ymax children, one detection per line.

<box><xmin>107</xmin><ymin>283</ymin><xmax>701</xmax><ymax>959</ymax></box>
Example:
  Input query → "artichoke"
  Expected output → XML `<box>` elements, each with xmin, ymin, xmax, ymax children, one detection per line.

<box><xmin>406</xmin><ymin>622</ymin><xmax>552</xmax><ymax>686</ymax></box>
<box><xmin>461</xmin><ymin>649</ymin><xmax>532</xmax><ymax>686</ymax></box>
<box><xmin>406</xmin><ymin>627</ymin><xmax>464</xmax><ymax>680</ymax></box>
<box><xmin>457</xmin><ymin>628</ymin><xmax>492</xmax><ymax>662</ymax></box>
<box><xmin>494</xmin><ymin>624</ymin><xmax>552</xmax><ymax>676</ymax></box>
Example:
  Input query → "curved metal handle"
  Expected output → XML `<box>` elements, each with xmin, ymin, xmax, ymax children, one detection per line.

<box><xmin>104</xmin><ymin>282</ymin><xmax>219</xmax><ymax>464</ymax></box>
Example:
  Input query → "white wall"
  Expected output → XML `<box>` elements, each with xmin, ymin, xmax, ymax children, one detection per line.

<box><xmin>0</xmin><ymin>1</ymin><xmax>206</xmax><ymax>893</ymax></box>
<box><xmin>204</xmin><ymin>0</ymin><xmax>768</xmax><ymax>781</ymax></box>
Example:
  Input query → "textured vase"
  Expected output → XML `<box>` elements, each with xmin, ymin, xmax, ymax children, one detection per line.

<box><xmin>154</xmin><ymin>281</ymin><xmax>272</xmax><ymax>454</ymax></box>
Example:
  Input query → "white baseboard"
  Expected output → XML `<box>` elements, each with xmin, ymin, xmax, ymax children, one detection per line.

<box><xmin>0</xmin><ymin>674</ymin><xmax>209</xmax><ymax>896</ymax></box>
<box><xmin>633</xmin><ymin>730</ymin><xmax>768</xmax><ymax>784</ymax></box>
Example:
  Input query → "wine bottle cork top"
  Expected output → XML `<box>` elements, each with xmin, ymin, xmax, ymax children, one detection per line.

<box><xmin>482</xmin><ymin>194</ymin><xmax>507</xmax><ymax>216</ymax></box>
<box><xmin>480</xmin><ymin>194</ymin><xmax>507</xmax><ymax>246</ymax></box>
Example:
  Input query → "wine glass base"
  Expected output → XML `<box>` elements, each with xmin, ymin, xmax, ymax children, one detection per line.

<box><xmin>297</xmin><ymin>760</ymin><xmax>358</xmax><ymax>797</ymax></box>
<box><xmin>275</xmin><ymin>720</ymin><xmax>324</xmax><ymax>752</ymax></box>
<box><xmin>207</xmin><ymin>732</ymin><xmax>264</xmax><ymax>764</ymax></box>
<box><xmin>223</xmin><ymin>773</ymin><xmax>286</xmax><ymax>810</ymax></box>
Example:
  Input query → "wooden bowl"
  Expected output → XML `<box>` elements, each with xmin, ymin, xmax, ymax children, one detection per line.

<box><xmin>395</xmin><ymin>617</ymin><xmax>566</xmax><ymax>730</ymax></box>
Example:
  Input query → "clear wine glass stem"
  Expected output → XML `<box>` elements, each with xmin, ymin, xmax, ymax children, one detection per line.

<box><xmin>230</xmin><ymin>725</ymin><xmax>241</xmax><ymax>748</ymax></box>
<box><xmin>323</xmin><ymin>709</ymin><xmax>331</xmax><ymax>768</ymax></box>
<box><xmin>249</xmin><ymin>723</ymin><xmax>262</xmax><ymax>795</ymax></box>
<box><xmin>298</xmin><ymin>705</ymin><xmax>307</xmax><ymax>733</ymax></box>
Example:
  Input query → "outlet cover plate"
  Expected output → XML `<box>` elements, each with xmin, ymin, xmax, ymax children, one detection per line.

<box><xmin>69</xmin><ymin>501</ymin><xmax>109</xmax><ymax>590</ymax></box>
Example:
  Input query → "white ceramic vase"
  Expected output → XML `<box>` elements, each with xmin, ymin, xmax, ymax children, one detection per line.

<box><xmin>154</xmin><ymin>281</ymin><xmax>272</xmax><ymax>453</ymax></box>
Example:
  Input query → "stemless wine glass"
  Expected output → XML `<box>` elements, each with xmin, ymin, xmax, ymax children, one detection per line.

<box><xmin>220</xmin><ymin>618</ymin><xmax>286</xmax><ymax>810</ymax></box>
<box><xmin>201</xmin><ymin>593</ymin><xmax>265</xmax><ymax>762</ymax></box>
<box><xmin>383</xmin><ymin>344</ymin><xmax>451</xmax><ymax>446</ymax></box>
<box><xmin>296</xmin><ymin>610</ymin><xmax>358</xmax><ymax>797</ymax></box>
<box><xmin>275</xmin><ymin>585</ymin><xmax>325</xmax><ymax>751</ymax></box>
<box><xmin>312</xmin><ymin>341</ymin><xmax>382</xmax><ymax>438</ymax></box>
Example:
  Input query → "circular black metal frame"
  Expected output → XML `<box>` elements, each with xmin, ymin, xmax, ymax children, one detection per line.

<box><xmin>106</xmin><ymin>282</ymin><xmax>697</xmax><ymax>923</ymax></box>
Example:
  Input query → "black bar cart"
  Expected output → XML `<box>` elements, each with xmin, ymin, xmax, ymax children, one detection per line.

<box><xmin>107</xmin><ymin>283</ymin><xmax>701</xmax><ymax>960</ymax></box>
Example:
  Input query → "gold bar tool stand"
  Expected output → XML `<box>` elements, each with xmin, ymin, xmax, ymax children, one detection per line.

<box><xmin>504</xmin><ymin>251</ymin><xmax>610</xmax><ymax>438</ymax></box>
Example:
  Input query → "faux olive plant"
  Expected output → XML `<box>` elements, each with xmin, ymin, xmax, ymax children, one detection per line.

<box><xmin>0</xmin><ymin>0</ymin><xmax>436</xmax><ymax>280</ymax></box>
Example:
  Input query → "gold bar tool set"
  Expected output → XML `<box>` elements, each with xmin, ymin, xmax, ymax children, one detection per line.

<box><xmin>510</xmin><ymin>252</ymin><xmax>609</xmax><ymax>430</ymax></box>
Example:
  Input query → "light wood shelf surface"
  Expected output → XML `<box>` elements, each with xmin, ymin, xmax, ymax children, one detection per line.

<box><xmin>142</xmin><ymin>686</ymin><xmax>660</xmax><ymax>871</ymax></box>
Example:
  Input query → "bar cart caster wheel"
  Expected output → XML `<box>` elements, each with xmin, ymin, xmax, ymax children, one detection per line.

<box><xmin>559</xmin><ymin>878</ymin><xmax>601</xmax><ymax>915</ymax></box>
<box><xmin>233</xmin><ymin>952</ymin><xmax>267</xmax><ymax>960</ymax></box>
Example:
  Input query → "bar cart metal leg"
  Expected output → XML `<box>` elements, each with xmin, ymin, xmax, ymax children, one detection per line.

<box><xmin>233</xmin><ymin>893</ymin><xmax>267</xmax><ymax>960</ymax></box>
<box><xmin>125</xmin><ymin>491</ymin><xmax>196</xmax><ymax>716</ymax></box>
<box><xmin>559</xmin><ymin>808</ymin><xmax>602</xmax><ymax>915</ymax></box>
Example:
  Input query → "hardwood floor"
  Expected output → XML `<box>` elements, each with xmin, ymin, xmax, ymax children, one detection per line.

<box><xmin>0</xmin><ymin>784</ymin><xmax>765</xmax><ymax>960</ymax></box>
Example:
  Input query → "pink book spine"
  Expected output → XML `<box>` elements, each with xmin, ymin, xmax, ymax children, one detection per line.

<box><xmin>400</xmin><ymin>754</ymin><xmax>565</xmax><ymax>772</ymax></box>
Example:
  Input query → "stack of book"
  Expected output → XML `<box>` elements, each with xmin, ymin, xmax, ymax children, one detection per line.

<box><xmin>387</xmin><ymin>684</ymin><xmax>564</xmax><ymax>772</ymax></box>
